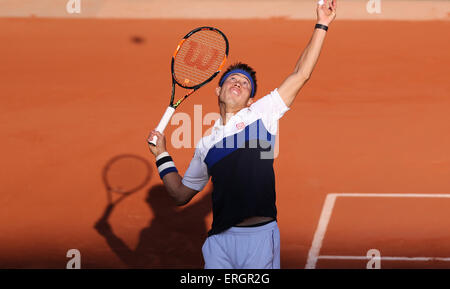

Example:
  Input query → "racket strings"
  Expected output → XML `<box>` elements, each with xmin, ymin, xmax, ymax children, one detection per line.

<box><xmin>174</xmin><ymin>30</ymin><xmax>227</xmax><ymax>87</ymax></box>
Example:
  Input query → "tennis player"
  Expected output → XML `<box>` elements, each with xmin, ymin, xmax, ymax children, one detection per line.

<box><xmin>148</xmin><ymin>0</ymin><xmax>337</xmax><ymax>269</ymax></box>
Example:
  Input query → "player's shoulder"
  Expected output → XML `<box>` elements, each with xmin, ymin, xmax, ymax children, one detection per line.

<box><xmin>249</xmin><ymin>89</ymin><xmax>280</xmax><ymax>109</ymax></box>
<box><xmin>193</xmin><ymin>131</ymin><xmax>216</xmax><ymax>158</ymax></box>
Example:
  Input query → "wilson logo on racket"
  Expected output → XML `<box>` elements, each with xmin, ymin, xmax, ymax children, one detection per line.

<box><xmin>183</xmin><ymin>41</ymin><xmax>220</xmax><ymax>71</ymax></box>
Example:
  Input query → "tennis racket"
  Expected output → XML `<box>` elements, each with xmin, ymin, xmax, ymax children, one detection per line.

<box><xmin>148</xmin><ymin>26</ymin><xmax>229</xmax><ymax>145</ymax></box>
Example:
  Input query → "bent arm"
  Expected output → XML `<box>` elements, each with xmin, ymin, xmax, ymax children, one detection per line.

<box><xmin>161</xmin><ymin>172</ymin><xmax>199</xmax><ymax>206</ymax></box>
<box><xmin>148</xmin><ymin>130</ymin><xmax>200</xmax><ymax>206</ymax></box>
<box><xmin>278</xmin><ymin>0</ymin><xmax>337</xmax><ymax>107</ymax></box>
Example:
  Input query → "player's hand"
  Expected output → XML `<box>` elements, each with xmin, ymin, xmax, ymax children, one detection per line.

<box><xmin>94</xmin><ymin>218</ymin><xmax>112</xmax><ymax>236</ymax></box>
<box><xmin>317</xmin><ymin>0</ymin><xmax>337</xmax><ymax>26</ymax></box>
<box><xmin>147</xmin><ymin>130</ymin><xmax>167</xmax><ymax>157</ymax></box>
<box><xmin>94</xmin><ymin>204</ymin><xmax>114</xmax><ymax>236</ymax></box>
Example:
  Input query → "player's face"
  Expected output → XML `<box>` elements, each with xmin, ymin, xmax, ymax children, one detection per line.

<box><xmin>217</xmin><ymin>73</ymin><xmax>253</xmax><ymax>108</ymax></box>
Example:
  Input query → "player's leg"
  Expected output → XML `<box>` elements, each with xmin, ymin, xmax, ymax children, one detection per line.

<box><xmin>202</xmin><ymin>235</ymin><xmax>235</xmax><ymax>269</ymax></box>
<box><xmin>229</xmin><ymin>221</ymin><xmax>281</xmax><ymax>269</ymax></box>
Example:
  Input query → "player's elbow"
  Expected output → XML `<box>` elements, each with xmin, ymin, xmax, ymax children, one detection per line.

<box><xmin>175</xmin><ymin>197</ymin><xmax>189</xmax><ymax>206</ymax></box>
<box><xmin>296</xmin><ymin>71</ymin><xmax>311</xmax><ymax>83</ymax></box>
<box><xmin>173</xmin><ymin>185</ymin><xmax>197</xmax><ymax>206</ymax></box>
<box><xmin>169</xmin><ymin>190</ymin><xmax>189</xmax><ymax>206</ymax></box>
<box><xmin>175</xmin><ymin>195</ymin><xmax>196</xmax><ymax>206</ymax></box>
<box><xmin>291</xmin><ymin>72</ymin><xmax>311</xmax><ymax>95</ymax></box>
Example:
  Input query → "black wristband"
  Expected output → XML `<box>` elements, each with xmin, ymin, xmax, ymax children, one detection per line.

<box><xmin>315</xmin><ymin>24</ymin><xmax>328</xmax><ymax>31</ymax></box>
<box><xmin>155</xmin><ymin>152</ymin><xmax>178</xmax><ymax>179</ymax></box>
<box><xmin>156</xmin><ymin>155</ymin><xmax>173</xmax><ymax>167</ymax></box>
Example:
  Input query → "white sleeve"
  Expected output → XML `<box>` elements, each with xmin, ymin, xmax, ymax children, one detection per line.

<box><xmin>181</xmin><ymin>148</ymin><xmax>209</xmax><ymax>192</ymax></box>
<box><xmin>249</xmin><ymin>88</ymin><xmax>290</xmax><ymax>134</ymax></box>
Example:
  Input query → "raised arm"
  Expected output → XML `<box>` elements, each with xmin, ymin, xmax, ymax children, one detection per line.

<box><xmin>277</xmin><ymin>0</ymin><xmax>337</xmax><ymax>107</ymax></box>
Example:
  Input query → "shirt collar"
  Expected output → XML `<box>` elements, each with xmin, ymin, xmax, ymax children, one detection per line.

<box><xmin>213</xmin><ymin>107</ymin><xmax>249</xmax><ymax>131</ymax></box>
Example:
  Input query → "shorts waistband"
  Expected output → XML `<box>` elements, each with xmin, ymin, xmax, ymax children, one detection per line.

<box><xmin>224</xmin><ymin>220</ymin><xmax>277</xmax><ymax>235</ymax></box>
<box><xmin>235</xmin><ymin>219</ymin><xmax>275</xmax><ymax>228</ymax></box>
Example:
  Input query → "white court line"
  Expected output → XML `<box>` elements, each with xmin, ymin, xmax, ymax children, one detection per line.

<box><xmin>318</xmin><ymin>255</ymin><xmax>450</xmax><ymax>262</ymax></box>
<box><xmin>305</xmin><ymin>193</ymin><xmax>450</xmax><ymax>269</ymax></box>
<box><xmin>305</xmin><ymin>193</ymin><xmax>338</xmax><ymax>269</ymax></box>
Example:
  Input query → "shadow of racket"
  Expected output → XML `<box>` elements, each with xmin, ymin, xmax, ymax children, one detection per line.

<box><xmin>103</xmin><ymin>154</ymin><xmax>152</xmax><ymax>206</ymax></box>
<box><xmin>95</xmin><ymin>154</ymin><xmax>152</xmax><ymax>232</ymax></box>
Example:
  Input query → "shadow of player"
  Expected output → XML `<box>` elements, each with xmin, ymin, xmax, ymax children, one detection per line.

<box><xmin>94</xmin><ymin>184</ymin><xmax>211</xmax><ymax>268</ymax></box>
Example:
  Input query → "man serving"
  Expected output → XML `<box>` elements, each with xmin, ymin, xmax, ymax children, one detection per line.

<box><xmin>148</xmin><ymin>0</ymin><xmax>337</xmax><ymax>269</ymax></box>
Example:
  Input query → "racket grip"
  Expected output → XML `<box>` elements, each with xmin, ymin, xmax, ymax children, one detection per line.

<box><xmin>148</xmin><ymin>106</ymin><xmax>175</xmax><ymax>146</ymax></box>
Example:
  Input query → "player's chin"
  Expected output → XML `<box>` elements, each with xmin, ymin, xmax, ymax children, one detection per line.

<box><xmin>230</xmin><ymin>89</ymin><xmax>248</xmax><ymax>99</ymax></box>
<box><xmin>221</xmin><ymin>92</ymin><xmax>238</xmax><ymax>102</ymax></box>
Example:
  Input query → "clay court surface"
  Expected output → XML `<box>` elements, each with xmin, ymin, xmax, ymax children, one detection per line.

<box><xmin>1</xmin><ymin>1</ymin><xmax>450</xmax><ymax>268</ymax></box>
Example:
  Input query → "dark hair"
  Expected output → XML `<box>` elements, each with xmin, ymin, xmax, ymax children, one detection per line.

<box><xmin>218</xmin><ymin>62</ymin><xmax>257</xmax><ymax>97</ymax></box>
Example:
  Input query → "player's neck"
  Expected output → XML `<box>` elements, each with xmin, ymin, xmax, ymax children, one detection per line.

<box><xmin>219</xmin><ymin>103</ymin><xmax>244</xmax><ymax>125</ymax></box>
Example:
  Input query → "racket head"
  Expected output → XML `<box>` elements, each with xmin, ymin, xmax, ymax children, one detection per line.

<box><xmin>171</xmin><ymin>26</ymin><xmax>229</xmax><ymax>90</ymax></box>
<box><xmin>102</xmin><ymin>154</ymin><xmax>152</xmax><ymax>200</ymax></box>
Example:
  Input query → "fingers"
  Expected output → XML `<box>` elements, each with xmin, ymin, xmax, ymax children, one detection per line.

<box><xmin>148</xmin><ymin>130</ymin><xmax>162</xmax><ymax>143</ymax></box>
<box><xmin>154</xmin><ymin>131</ymin><xmax>164</xmax><ymax>145</ymax></box>
<box><xmin>330</xmin><ymin>0</ymin><xmax>337</xmax><ymax>14</ymax></box>
<box><xmin>318</xmin><ymin>0</ymin><xmax>336</xmax><ymax>18</ymax></box>
<box><xmin>147</xmin><ymin>130</ymin><xmax>167</xmax><ymax>157</ymax></box>
<box><xmin>147</xmin><ymin>134</ymin><xmax>155</xmax><ymax>145</ymax></box>
<box><xmin>317</xmin><ymin>0</ymin><xmax>332</xmax><ymax>12</ymax></box>
<box><xmin>148</xmin><ymin>130</ymin><xmax>159</xmax><ymax>139</ymax></box>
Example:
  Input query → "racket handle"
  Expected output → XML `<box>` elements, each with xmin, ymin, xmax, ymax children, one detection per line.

<box><xmin>148</xmin><ymin>106</ymin><xmax>176</xmax><ymax>146</ymax></box>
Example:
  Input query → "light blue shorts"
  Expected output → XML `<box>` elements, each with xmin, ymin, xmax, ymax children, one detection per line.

<box><xmin>202</xmin><ymin>221</ymin><xmax>280</xmax><ymax>269</ymax></box>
